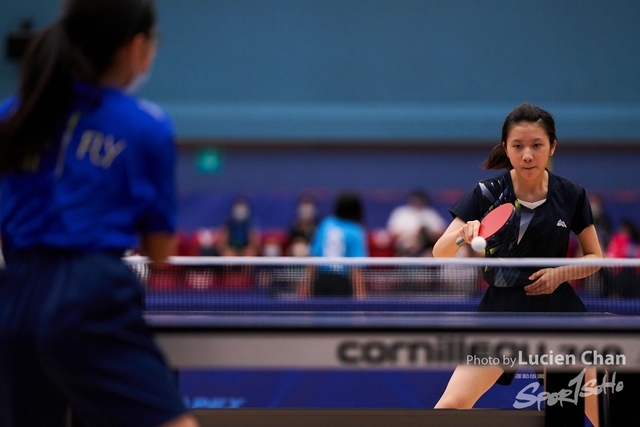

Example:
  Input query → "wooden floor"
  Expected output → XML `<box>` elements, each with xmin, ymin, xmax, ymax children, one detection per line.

<box><xmin>193</xmin><ymin>409</ymin><xmax>545</xmax><ymax>427</ymax></box>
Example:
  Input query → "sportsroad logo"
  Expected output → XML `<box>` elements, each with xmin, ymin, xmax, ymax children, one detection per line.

<box><xmin>513</xmin><ymin>369</ymin><xmax>624</xmax><ymax>410</ymax></box>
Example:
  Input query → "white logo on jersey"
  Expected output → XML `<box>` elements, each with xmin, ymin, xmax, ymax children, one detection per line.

<box><xmin>76</xmin><ymin>130</ymin><xmax>126</xmax><ymax>168</ymax></box>
<box><xmin>323</xmin><ymin>227</ymin><xmax>346</xmax><ymax>257</ymax></box>
<box><xmin>557</xmin><ymin>219</ymin><xmax>567</xmax><ymax>228</ymax></box>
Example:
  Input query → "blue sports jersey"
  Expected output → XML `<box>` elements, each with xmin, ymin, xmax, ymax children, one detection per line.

<box><xmin>0</xmin><ymin>82</ymin><xmax>176</xmax><ymax>253</ymax></box>
<box><xmin>311</xmin><ymin>216</ymin><xmax>367</xmax><ymax>258</ymax></box>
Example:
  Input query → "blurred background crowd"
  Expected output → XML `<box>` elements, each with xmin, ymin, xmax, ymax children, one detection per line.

<box><xmin>174</xmin><ymin>189</ymin><xmax>639</xmax><ymax>263</ymax></box>
<box><xmin>2</xmin><ymin>1</ymin><xmax>640</xmax><ymax>265</ymax></box>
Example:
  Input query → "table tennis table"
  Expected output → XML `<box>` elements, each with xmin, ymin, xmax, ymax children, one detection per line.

<box><xmin>147</xmin><ymin>311</ymin><xmax>640</xmax><ymax>427</ymax></box>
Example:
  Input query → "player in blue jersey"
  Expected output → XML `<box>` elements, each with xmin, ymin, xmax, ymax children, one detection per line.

<box><xmin>432</xmin><ymin>104</ymin><xmax>602</xmax><ymax>426</ymax></box>
<box><xmin>301</xmin><ymin>192</ymin><xmax>368</xmax><ymax>297</ymax></box>
<box><xmin>0</xmin><ymin>1</ymin><xmax>198</xmax><ymax>426</ymax></box>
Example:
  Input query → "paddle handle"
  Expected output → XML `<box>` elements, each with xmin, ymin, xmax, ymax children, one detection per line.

<box><xmin>456</xmin><ymin>237</ymin><xmax>465</xmax><ymax>246</ymax></box>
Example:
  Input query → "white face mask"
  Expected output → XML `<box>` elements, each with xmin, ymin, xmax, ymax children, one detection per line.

<box><xmin>232</xmin><ymin>204</ymin><xmax>250</xmax><ymax>221</ymax></box>
<box><xmin>298</xmin><ymin>203</ymin><xmax>316</xmax><ymax>220</ymax></box>
<box><xmin>125</xmin><ymin>72</ymin><xmax>150</xmax><ymax>94</ymax></box>
<box><xmin>263</xmin><ymin>244</ymin><xmax>281</xmax><ymax>257</ymax></box>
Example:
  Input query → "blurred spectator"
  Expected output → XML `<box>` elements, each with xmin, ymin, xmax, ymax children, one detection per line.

<box><xmin>289</xmin><ymin>236</ymin><xmax>311</xmax><ymax>257</ymax></box>
<box><xmin>386</xmin><ymin>189</ymin><xmax>446</xmax><ymax>256</ymax></box>
<box><xmin>589</xmin><ymin>193</ymin><xmax>613</xmax><ymax>252</ymax></box>
<box><xmin>175</xmin><ymin>231</ymin><xmax>201</xmax><ymax>256</ymax></box>
<box><xmin>300</xmin><ymin>191</ymin><xmax>367</xmax><ymax>297</ymax></box>
<box><xmin>606</xmin><ymin>219</ymin><xmax>640</xmax><ymax>259</ymax></box>
<box><xmin>604</xmin><ymin>219</ymin><xmax>640</xmax><ymax>298</ymax></box>
<box><xmin>367</xmin><ymin>229</ymin><xmax>395</xmax><ymax>257</ymax></box>
<box><xmin>215</xmin><ymin>197</ymin><xmax>261</xmax><ymax>256</ymax></box>
<box><xmin>287</xmin><ymin>195</ymin><xmax>318</xmax><ymax>256</ymax></box>
<box><xmin>195</xmin><ymin>228</ymin><xmax>218</xmax><ymax>256</ymax></box>
<box><xmin>290</xmin><ymin>195</ymin><xmax>318</xmax><ymax>242</ymax></box>
<box><xmin>262</xmin><ymin>231</ymin><xmax>288</xmax><ymax>257</ymax></box>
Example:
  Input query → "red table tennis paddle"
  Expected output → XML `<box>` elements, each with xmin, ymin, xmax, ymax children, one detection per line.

<box><xmin>456</xmin><ymin>203</ymin><xmax>515</xmax><ymax>247</ymax></box>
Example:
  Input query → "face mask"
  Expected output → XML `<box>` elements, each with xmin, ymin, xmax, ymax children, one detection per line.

<box><xmin>298</xmin><ymin>203</ymin><xmax>316</xmax><ymax>220</ymax></box>
<box><xmin>232</xmin><ymin>204</ymin><xmax>250</xmax><ymax>221</ymax></box>
<box><xmin>263</xmin><ymin>244</ymin><xmax>281</xmax><ymax>257</ymax></box>
<box><xmin>125</xmin><ymin>71</ymin><xmax>150</xmax><ymax>94</ymax></box>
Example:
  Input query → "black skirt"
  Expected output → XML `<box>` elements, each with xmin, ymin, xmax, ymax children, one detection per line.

<box><xmin>312</xmin><ymin>271</ymin><xmax>353</xmax><ymax>297</ymax></box>
<box><xmin>478</xmin><ymin>282</ymin><xmax>587</xmax><ymax>313</ymax></box>
<box><xmin>478</xmin><ymin>282</ymin><xmax>586</xmax><ymax>385</ymax></box>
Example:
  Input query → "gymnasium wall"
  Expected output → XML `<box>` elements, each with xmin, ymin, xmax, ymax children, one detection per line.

<box><xmin>2</xmin><ymin>1</ymin><xmax>639</xmax><ymax>229</ymax></box>
<box><xmin>2</xmin><ymin>0</ymin><xmax>640</xmax><ymax>141</ymax></box>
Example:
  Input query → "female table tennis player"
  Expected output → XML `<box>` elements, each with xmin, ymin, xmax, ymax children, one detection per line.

<box><xmin>432</xmin><ymin>103</ymin><xmax>602</xmax><ymax>426</ymax></box>
<box><xmin>0</xmin><ymin>1</ymin><xmax>198</xmax><ymax>426</ymax></box>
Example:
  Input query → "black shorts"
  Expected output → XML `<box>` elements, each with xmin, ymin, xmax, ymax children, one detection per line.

<box><xmin>478</xmin><ymin>282</ymin><xmax>586</xmax><ymax>385</ymax></box>
<box><xmin>0</xmin><ymin>249</ymin><xmax>187</xmax><ymax>427</ymax></box>
<box><xmin>313</xmin><ymin>271</ymin><xmax>353</xmax><ymax>297</ymax></box>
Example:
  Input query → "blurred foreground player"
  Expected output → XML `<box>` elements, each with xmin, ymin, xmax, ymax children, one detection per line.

<box><xmin>0</xmin><ymin>1</ymin><xmax>198</xmax><ymax>426</ymax></box>
<box><xmin>432</xmin><ymin>103</ymin><xmax>602</xmax><ymax>427</ymax></box>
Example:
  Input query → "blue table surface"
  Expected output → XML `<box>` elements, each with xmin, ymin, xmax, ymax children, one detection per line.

<box><xmin>145</xmin><ymin>311</ymin><xmax>640</xmax><ymax>332</ymax></box>
<box><xmin>145</xmin><ymin>292</ymin><xmax>640</xmax><ymax>315</ymax></box>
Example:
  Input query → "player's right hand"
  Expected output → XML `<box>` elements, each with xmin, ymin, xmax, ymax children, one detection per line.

<box><xmin>458</xmin><ymin>220</ymin><xmax>480</xmax><ymax>244</ymax></box>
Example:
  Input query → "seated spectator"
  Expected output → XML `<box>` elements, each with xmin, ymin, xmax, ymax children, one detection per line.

<box><xmin>387</xmin><ymin>190</ymin><xmax>446</xmax><ymax>256</ymax></box>
<box><xmin>287</xmin><ymin>195</ymin><xmax>318</xmax><ymax>256</ymax></box>
<box><xmin>288</xmin><ymin>236</ymin><xmax>311</xmax><ymax>257</ymax></box>
<box><xmin>589</xmin><ymin>193</ymin><xmax>613</xmax><ymax>252</ymax></box>
<box><xmin>300</xmin><ymin>191</ymin><xmax>367</xmax><ymax>297</ymax></box>
<box><xmin>605</xmin><ymin>219</ymin><xmax>640</xmax><ymax>298</ymax></box>
<box><xmin>195</xmin><ymin>228</ymin><xmax>218</xmax><ymax>256</ymax></box>
<box><xmin>606</xmin><ymin>219</ymin><xmax>640</xmax><ymax>259</ymax></box>
<box><xmin>215</xmin><ymin>197</ymin><xmax>261</xmax><ymax>256</ymax></box>
<box><xmin>367</xmin><ymin>229</ymin><xmax>395</xmax><ymax>258</ymax></box>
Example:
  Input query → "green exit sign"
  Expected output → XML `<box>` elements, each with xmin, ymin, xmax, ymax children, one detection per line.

<box><xmin>196</xmin><ymin>149</ymin><xmax>223</xmax><ymax>173</ymax></box>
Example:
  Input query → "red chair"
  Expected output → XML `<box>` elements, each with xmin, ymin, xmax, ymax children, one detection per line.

<box><xmin>367</xmin><ymin>229</ymin><xmax>395</xmax><ymax>257</ymax></box>
<box><xmin>261</xmin><ymin>230</ymin><xmax>290</xmax><ymax>257</ymax></box>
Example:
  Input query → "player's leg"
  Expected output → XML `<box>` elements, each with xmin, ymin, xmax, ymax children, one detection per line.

<box><xmin>584</xmin><ymin>367</ymin><xmax>599</xmax><ymax>427</ymax></box>
<box><xmin>161</xmin><ymin>414</ymin><xmax>200</xmax><ymax>427</ymax></box>
<box><xmin>434</xmin><ymin>365</ymin><xmax>504</xmax><ymax>408</ymax></box>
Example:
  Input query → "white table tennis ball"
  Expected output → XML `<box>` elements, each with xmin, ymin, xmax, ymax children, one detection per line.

<box><xmin>471</xmin><ymin>236</ymin><xmax>487</xmax><ymax>252</ymax></box>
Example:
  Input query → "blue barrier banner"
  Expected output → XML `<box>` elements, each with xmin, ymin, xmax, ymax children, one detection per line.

<box><xmin>180</xmin><ymin>369</ymin><xmax>542</xmax><ymax>410</ymax></box>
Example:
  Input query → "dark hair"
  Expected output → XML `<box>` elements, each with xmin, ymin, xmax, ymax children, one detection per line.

<box><xmin>620</xmin><ymin>219</ymin><xmax>640</xmax><ymax>244</ymax></box>
<box><xmin>408</xmin><ymin>189</ymin><xmax>429</xmax><ymax>205</ymax></box>
<box><xmin>0</xmin><ymin>0</ymin><xmax>156</xmax><ymax>174</ymax></box>
<box><xmin>482</xmin><ymin>103</ymin><xmax>558</xmax><ymax>170</ymax></box>
<box><xmin>334</xmin><ymin>192</ymin><xmax>363</xmax><ymax>223</ymax></box>
<box><xmin>230</xmin><ymin>195</ymin><xmax>251</xmax><ymax>208</ymax></box>
<box><xmin>296</xmin><ymin>194</ymin><xmax>316</xmax><ymax>206</ymax></box>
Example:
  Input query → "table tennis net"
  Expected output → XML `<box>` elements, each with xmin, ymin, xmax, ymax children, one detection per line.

<box><xmin>126</xmin><ymin>256</ymin><xmax>640</xmax><ymax>314</ymax></box>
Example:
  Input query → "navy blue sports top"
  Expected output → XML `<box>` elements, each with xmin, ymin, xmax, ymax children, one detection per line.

<box><xmin>0</xmin><ymin>82</ymin><xmax>176</xmax><ymax>254</ymax></box>
<box><xmin>450</xmin><ymin>170</ymin><xmax>593</xmax><ymax>288</ymax></box>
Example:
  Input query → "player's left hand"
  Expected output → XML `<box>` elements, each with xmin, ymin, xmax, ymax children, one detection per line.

<box><xmin>525</xmin><ymin>268</ymin><xmax>563</xmax><ymax>295</ymax></box>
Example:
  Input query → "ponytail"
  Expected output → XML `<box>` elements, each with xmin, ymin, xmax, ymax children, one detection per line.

<box><xmin>481</xmin><ymin>143</ymin><xmax>512</xmax><ymax>170</ymax></box>
<box><xmin>0</xmin><ymin>0</ymin><xmax>156</xmax><ymax>175</ymax></box>
<box><xmin>0</xmin><ymin>23</ymin><xmax>75</xmax><ymax>174</ymax></box>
